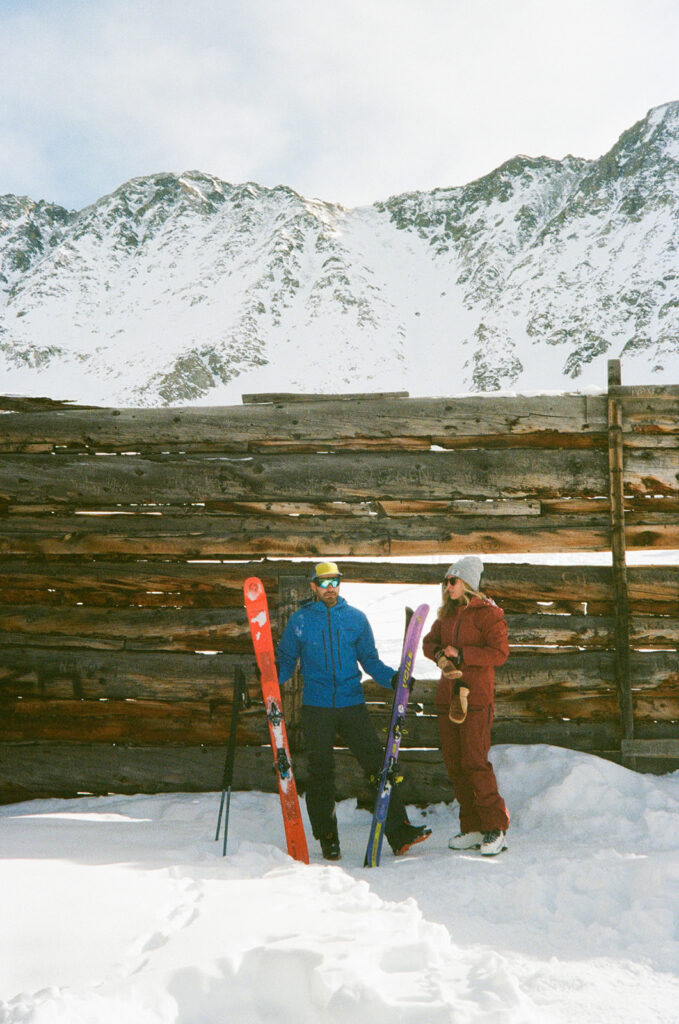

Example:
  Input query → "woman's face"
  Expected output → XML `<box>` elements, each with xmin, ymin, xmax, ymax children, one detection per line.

<box><xmin>444</xmin><ymin>576</ymin><xmax>466</xmax><ymax>601</ymax></box>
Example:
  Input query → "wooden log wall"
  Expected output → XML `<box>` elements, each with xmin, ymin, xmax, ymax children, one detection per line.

<box><xmin>1</xmin><ymin>367</ymin><xmax>677</xmax><ymax>803</ymax></box>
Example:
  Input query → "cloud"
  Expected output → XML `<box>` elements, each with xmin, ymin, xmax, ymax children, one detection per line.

<box><xmin>1</xmin><ymin>0</ymin><xmax>679</xmax><ymax>209</ymax></box>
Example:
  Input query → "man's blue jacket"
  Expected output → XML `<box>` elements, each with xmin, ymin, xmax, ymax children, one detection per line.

<box><xmin>277</xmin><ymin>596</ymin><xmax>395</xmax><ymax>707</ymax></box>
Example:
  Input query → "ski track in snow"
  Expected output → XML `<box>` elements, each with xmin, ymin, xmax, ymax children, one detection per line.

<box><xmin>2</xmin><ymin>746</ymin><xmax>679</xmax><ymax>1024</ymax></box>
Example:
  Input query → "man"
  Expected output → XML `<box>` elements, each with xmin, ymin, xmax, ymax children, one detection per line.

<box><xmin>277</xmin><ymin>560</ymin><xmax>431</xmax><ymax>860</ymax></box>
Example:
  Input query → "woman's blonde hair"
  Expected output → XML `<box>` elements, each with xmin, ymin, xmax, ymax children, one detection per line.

<box><xmin>437</xmin><ymin>580</ymin><xmax>487</xmax><ymax>620</ymax></box>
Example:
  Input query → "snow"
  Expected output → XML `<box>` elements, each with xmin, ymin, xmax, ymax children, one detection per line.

<box><xmin>2</xmin><ymin>747</ymin><xmax>679</xmax><ymax>1022</ymax></box>
<box><xmin>0</xmin><ymin>543</ymin><xmax>677</xmax><ymax>1024</ymax></box>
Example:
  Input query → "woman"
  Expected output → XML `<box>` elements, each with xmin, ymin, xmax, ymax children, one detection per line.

<box><xmin>422</xmin><ymin>556</ymin><xmax>510</xmax><ymax>856</ymax></box>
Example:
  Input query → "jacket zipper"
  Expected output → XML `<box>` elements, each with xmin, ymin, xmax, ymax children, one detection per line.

<box><xmin>452</xmin><ymin>607</ymin><xmax>464</xmax><ymax>666</ymax></box>
<box><xmin>326</xmin><ymin>606</ymin><xmax>338</xmax><ymax>707</ymax></box>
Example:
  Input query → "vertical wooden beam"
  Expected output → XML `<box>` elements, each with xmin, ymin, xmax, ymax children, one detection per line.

<box><xmin>607</xmin><ymin>359</ymin><xmax>635</xmax><ymax>761</ymax></box>
<box><xmin>277</xmin><ymin>572</ymin><xmax>309</xmax><ymax>750</ymax></box>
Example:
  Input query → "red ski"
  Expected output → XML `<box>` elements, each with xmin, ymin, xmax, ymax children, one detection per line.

<box><xmin>243</xmin><ymin>576</ymin><xmax>309</xmax><ymax>863</ymax></box>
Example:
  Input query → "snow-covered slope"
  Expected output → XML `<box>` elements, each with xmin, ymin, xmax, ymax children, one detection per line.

<box><xmin>1</xmin><ymin>103</ymin><xmax>678</xmax><ymax>406</ymax></box>
<box><xmin>2</xmin><ymin>747</ymin><xmax>679</xmax><ymax>1023</ymax></box>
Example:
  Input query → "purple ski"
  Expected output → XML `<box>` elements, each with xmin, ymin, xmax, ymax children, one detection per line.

<box><xmin>364</xmin><ymin>602</ymin><xmax>429</xmax><ymax>867</ymax></box>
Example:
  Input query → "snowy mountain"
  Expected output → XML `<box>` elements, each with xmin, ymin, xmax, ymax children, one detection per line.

<box><xmin>1</xmin><ymin>102</ymin><xmax>678</xmax><ymax>406</ymax></box>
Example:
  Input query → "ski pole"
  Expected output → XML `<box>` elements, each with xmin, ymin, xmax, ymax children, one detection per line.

<box><xmin>215</xmin><ymin>664</ymin><xmax>250</xmax><ymax>855</ymax></box>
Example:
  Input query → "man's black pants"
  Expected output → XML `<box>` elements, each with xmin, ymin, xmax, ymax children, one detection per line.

<box><xmin>301</xmin><ymin>703</ymin><xmax>408</xmax><ymax>844</ymax></box>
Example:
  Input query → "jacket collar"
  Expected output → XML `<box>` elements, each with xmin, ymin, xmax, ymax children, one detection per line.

<box><xmin>311</xmin><ymin>594</ymin><xmax>347</xmax><ymax>612</ymax></box>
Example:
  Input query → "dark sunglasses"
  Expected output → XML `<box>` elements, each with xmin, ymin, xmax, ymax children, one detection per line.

<box><xmin>443</xmin><ymin>577</ymin><xmax>459</xmax><ymax>585</ymax></box>
<box><xmin>316</xmin><ymin>577</ymin><xmax>340</xmax><ymax>589</ymax></box>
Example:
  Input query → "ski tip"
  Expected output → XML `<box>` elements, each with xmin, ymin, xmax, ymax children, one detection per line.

<box><xmin>244</xmin><ymin>577</ymin><xmax>263</xmax><ymax>602</ymax></box>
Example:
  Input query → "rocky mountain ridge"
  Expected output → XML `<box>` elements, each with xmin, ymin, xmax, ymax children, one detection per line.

<box><xmin>1</xmin><ymin>102</ymin><xmax>678</xmax><ymax>405</ymax></box>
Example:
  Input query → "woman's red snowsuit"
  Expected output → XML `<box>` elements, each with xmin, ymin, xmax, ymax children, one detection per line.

<box><xmin>422</xmin><ymin>596</ymin><xmax>510</xmax><ymax>833</ymax></box>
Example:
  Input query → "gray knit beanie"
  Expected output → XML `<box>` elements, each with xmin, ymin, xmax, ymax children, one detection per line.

<box><xmin>444</xmin><ymin>556</ymin><xmax>483</xmax><ymax>592</ymax></box>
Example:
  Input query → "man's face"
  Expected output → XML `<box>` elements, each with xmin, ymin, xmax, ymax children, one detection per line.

<box><xmin>311</xmin><ymin>575</ymin><xmax>341</xmax><ymax>607</ymax></box>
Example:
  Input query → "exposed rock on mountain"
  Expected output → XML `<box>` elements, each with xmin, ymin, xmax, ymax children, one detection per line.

<box><xmin>1</xmin><ymin>103</ymin><xmax>678</xmax><ymax>405</ymax></box>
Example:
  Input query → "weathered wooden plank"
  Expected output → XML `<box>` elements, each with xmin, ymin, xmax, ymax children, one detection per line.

<box><xmin>4</xmin><ymin>511</ymin><xmax>676</xmax><ymax>559</ymax></box>
<box><xmin>494</xmin><ymin>687</ymin><xmax>620</xmax><ymax>720</ymax></box>
<box><xmin>251</xmin><ymin>438</ymin><xmax>434</xmax><ymax>452</ymax></box>
<box><xmin>626</xmin><ymin>566</ymin><xmax>679</xmax><ymax>615</ymax></box>
<box><xmin>611</xmin><ymin>384</ymin><xmax>679</xmax><ymax>399</ymax></box>
<box><xmin>2</xmin><ymin>389</ymin><xmax>676</xmax><ymax>458</ymax></box>
<box><xmin>621</xmin><ymin>738</ymin><xmax>679</xmax><ymax>759</ymax></box>
<box><xmin>0</xmin><ymin>497</ymin><xmax>547</xmax><ymax>516</ymax></box>
<box><xmin>278</xmin><ymin>574</ymin><xmax>308</xmax><ymax>749</ymax></box>
<box><xmin>377</xmin><ymin>499</ymin><xmax>542</xmax><ymax>517</ymax></box>
<box><xmin>0</xmin><ymin>557</ymin><xmax>675</xmax><ymax>614</ymax></box>
<box><xmin>0</xmin><ymin>698</ymin><xmax>269</xmax><ymax>745</ymax></box>
<box><xmin>0</xmin><ymin>606</ymin><xmax>253</xmax><ymax>652</ymax></box>
<box><xmin>198</xmin><ymin>494</ymin><xmax>679</xmax><ymax>515</ymax></box>
<box><xmin>204</xmin><ymin>500</ymin><xmax>378</xmax><ymax>516</ymax></box>
<box><xmin>367</xmin><ymin>699</ymin><xmax>622</xmax><ymax>744</ymax></box>
<box><xmin>0</xmin><ymin>741</ymin><xmax>453</xmax><ymax>805</ymax></box>
<box><xmin>623</xmin><ymin>448</ymin><xmax>679</xmax><ymax>497</ymax></box>
<box><xmin>506</xmin><ymin>613</ymin><xmax>679</xmax><ymax>648</ymax></box>
<box><xmin>0</xmin><ymin>646</ymin><xmax>257</xmax><ymax>700</ymax></box>
<box><xmin>374</xmin><ymin>713</ymin><xmax>622</xmax><ymax>752</ymax></box>
<box><xmin>391</xmin><ymin>513</ymin><xmax>679</xmax><ymax>556</ymax></box>
<box><xmin>630</xmin><ymin>668</ymin><xmax>679</xmax><ymax>721</ymax></box>
<box><xmin>542</xmin><ymin>496</ymin><xmax>679</xmax><ymax>513</ymax></box>
<box><xmin>613</xmin><ymin>385</ymin><xmax>679</xmax><ymax>437</ymax></box>
<box><xmin>0</xmin><ymin>454</ymin><xmax>623</xmax><ymax>507</ymax></box>
<box><xmin>0</xmin><ymin>394</ymin><xmax>610</xmax><ymax>453</ymax></box>
<box><xmin>366</xmin><ymin>709</ymin><xmax>620</xmax><ymax>754</ymax></box>
<box><xmin>0</xmin><ymin>396</ymin><xmax>98</xmax><ymax>412</ymax></box>
<box><xmin>365</xmin><ymin>710</ymin><xmax>621</xmax><ymax>751</ymax></box>
<box><xmin>483</xmin><ymin>564</ymin><xmax>679</xmax><ymax>616</ymax></box>
<box><xmin>624</xmin><ymin>520</ymin><xmax>679</xmax><ymax>552</ymax></box>
<box><xmin>0</xmin><ymin>742</ymin><xmax>279</xmax><ymax>803</ymax></box>
<box><xmin>608</xmin><ymin>360</ymin><xmax>634</xmax><ymax>746</ymax></box>
<box><xmin>0</xmin><ymin>733</ymin><xmax>636</xmax><ymax>808</ymax></box>
<box><xmin>490</xmin><ymin>719</ymin><xmax>622</xmax><ymax>750</ymax></box>
<box><xmin>242</xmin><ymin>391</ymin><xmax>411</xmax><ymax>404</ymax></box>
<box><xmin>211</xmin><ymin>498</ymin><xmax>542</xmax><ymax>516</ymax></box>
<box><xmin>0</xmin><ymin>449</ymin><xmax>613</xmax><ymax>504</ymax></box>
<box><xmin>0</xmin><ymin>559</ymin><xmax>281</xmax><ymax>608</ymax></box>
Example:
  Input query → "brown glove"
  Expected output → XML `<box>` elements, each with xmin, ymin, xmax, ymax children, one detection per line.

<box><xmin>438</xmin><ymin>656</ymin><xmax>463</xmax><ymax>678</ymax></box>
<box><xmin>448</xmin><ymin>685</ymin><xmax>470</xmax><ymax>724</ymax></box>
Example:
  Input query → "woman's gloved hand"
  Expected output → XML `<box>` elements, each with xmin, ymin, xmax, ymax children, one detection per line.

<box><xmin>448</xmin><ymin>684</ymin><xmax>470</xmax><ymax>724</ymax></box>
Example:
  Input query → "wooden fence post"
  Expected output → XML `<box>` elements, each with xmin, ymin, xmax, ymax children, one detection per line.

<box><xmin>607</xmin><ymin>359</ymin><xmax>635</xmax><ymax>763</ymax></box>
<box><xmin>277</xmin><ymin>572</ymin><xmax>309</xmax><ymax>750</ymax></box>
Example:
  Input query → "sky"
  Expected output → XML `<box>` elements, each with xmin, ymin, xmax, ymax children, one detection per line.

<box><xmin>1</xmin><ymin>0</ymin><xmax>679</xmax><ymax>211</ymax></box>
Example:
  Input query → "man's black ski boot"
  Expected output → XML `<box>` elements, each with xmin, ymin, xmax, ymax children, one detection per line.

<box><xmin>320</xmin><ymin>832</ymin><xmax>341</xmax><ymax>860</ymax></box>
<box><xmin>389</xmin><ymin>823</ymin><xmax>432</xmax><ymax>856</ymax></box>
